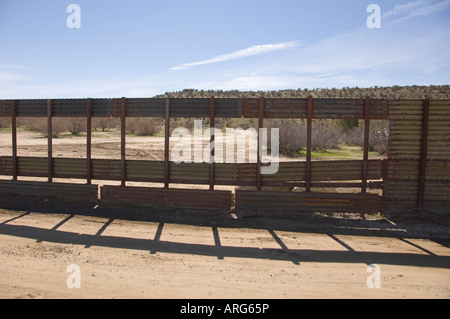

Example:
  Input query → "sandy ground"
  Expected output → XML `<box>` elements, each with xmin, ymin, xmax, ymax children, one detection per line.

<box><xmin>0</xmin><ymin>204</ymin><xmax>449</xmax><ymax>299</ymax></box>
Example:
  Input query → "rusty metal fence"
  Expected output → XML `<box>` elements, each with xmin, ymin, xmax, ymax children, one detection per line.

<box><xmin>0</xmin><ymin>97</ymin><xmax>448</xmax><ymax>214</ymax></box>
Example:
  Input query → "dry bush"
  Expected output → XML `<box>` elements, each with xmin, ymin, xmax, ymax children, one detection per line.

<box><xmin>24</xmin><ymin>117</ymin><xmax>66</xmax><ymax>137</ymax></box>
<box><xmin>0</xmin><ymin>118</ymin><xmax>9</xmax><ymax>128</ymax></box>
<box><xmin>65</xmin><ymin>117</ymin><xmax>86</xmax><ymax>136</ymax></box>
<box><xmin>93</xmin><ymin>117</ymin><xmax>119</xmax><ymax>132</ymax></box>
<box><xmin>312</xmin><ymin>121</ymin><xmax>341</xmax><ymax>151</ymax></box>
<box><xmin>341</xmin><ymin>127</ymin><xmax>363</xmax><ymax>146</ymax></box>
<box><xmin>265</xmin><ymin>119</ymin><xmax>306</xmax><ymax>156</ymax></box>
<box><xmin>127</xmin><ymin>118</ymin><xmax>161</xmax><ymax>136</ymax></box>
<box><xmin>340</xmin><ymin>120</ymin><xmax>389</xmax><ymax>154</ymax></box>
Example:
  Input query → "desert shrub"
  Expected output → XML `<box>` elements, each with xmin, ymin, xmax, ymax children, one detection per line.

<box><xmin>265</xmin><ymin>119</ymin><xmax>306</xmax><ymax>156</ymax></box>
<box><xmin>341</xmin><ymin>127</ymin><xmax>363</xmax><ymax>146</ymax></box>
<box><xmin>127</xmin><ymin>118</ymin><xmax>161</xmax><ymax>136</ymax></box>
<box><xmin>24</xmin><ymin>117</ymin><xmax>66</xmax><ymax>137</ymax></box>
<box><xmin>65</xmin><ymin>117</ymin><xmax>86</xmax><ymax>136</ymax></box>
<box><xmin>0</xmin><ymin>118</ymin><xmax>9</xmax><ymax>128</ymax></box>
<box><xmin>333</xmin><ymin>119</ymin><xmax>359</xmax><ymax>131</ymax></box>
<box><xmin>369</xmin><ymin>120</ymin><xmax>389</xmax><ymax>154</ymax></box>
<box><xmin>93</xmin><ymin>117</ymin><xmax>119</xmax><ymax>132</ymax></box>
<box><xmin>312</xmin><ymin>122</ymin><xmax>341</xmax><ymax>151</ymax></box>
<box><xmin>340</xmin><ymin>120</ymin><xmax>389</xmax><ymax>154</ymax></box>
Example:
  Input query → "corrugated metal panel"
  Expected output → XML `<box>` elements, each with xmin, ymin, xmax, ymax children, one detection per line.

<box><xmin>100</xmin><ymin>186</ymin><xmax>232</xmax><ymax>211</ymax></box>
<box><xmin>17</xmin><ymin>157</ymin><xmax>47</xmax><ymax>177</ymax></box>
<box><xmin>53</xmin><ymin>158</ymin><xmax>87</xmax><ymax>179</ymax></box>
<box><xmin>243</xmin><ymin>98</ymin><xmax>307</xmax><ymax>118</ymax></box>
<box><xmin>15</xmin><ymin>99</ymin><xmax>48</xmax><ymax>117</ymax></box>
<box><xmin>0</xmin><ymin>156</ymin><xmax>13</xmax><ymax>175</ymax></box>
<box><xmin>235</xmin><ymin>191</ymin><xmax>384</xmax><ymax>213</ymax></box>
<box><xmin>91</xmin><ymin>99</ymin><xmax>112</xmax><ymax>117</ymax></box>
<box><xmin>92</xmin><ymin>159</ymin><xmax>121</xmax><ymax>180</ymax></box>
<box><xmin>0</xmin><ymin>180</ymin><xmax>98</xmax><ymax>202</ymax></box>
<box><xmin>1</xmin><ymin>97</ymin><xmax>388</xmax><ymax>119</ymax></box>
<box><xmin>387</xmin><ymin>99</ymin><xmax>450</xmax><ymax>213</ymax></box>
<box><xmin>51</xmin><ymin>99</ymin><xmax>87</xmax><ymax>117</ymax></box>
<box><xmin>386</xmin><ymin>100</ymin><xmax>424</xmax><ymax>210</ymax></box>
<box><xmin>126</xmin><ymin>160</ymin><xmax>165</xmax><ymax>181</ymax></box>
<box><xmin>125</xmin><ymin>98</ymin><xmax>165</xmax><ymax>117</ymax></box>
<box><xmin>427</xmin><ymin>100</ymin><xmax>450</xmax><ymax>160</ymax></box>
<box><xmin>242</xmin><ymin>98</ymin><xmax>388</xmax><ymax>119</ymax></box>
<box><xmin>0</xmin><ymin>157</ymin><xmax>384</xmax><ymax>186</ymax></box>
<box><xmin>0</xmin><ymin>100</ymin><xmax>10</xmax><ymax>117</ymax></box>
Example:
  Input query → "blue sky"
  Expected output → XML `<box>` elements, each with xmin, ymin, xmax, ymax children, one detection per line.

<box><xmin>0</xmin><ymin>0</ymin><xmax>449</xmax><ymax>98</ymax></box>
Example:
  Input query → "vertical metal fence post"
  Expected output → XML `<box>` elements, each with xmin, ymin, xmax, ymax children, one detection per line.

<box><xmin>120</xmin><ymin>97</ymin><xmax>126</xmax><ymax>187</ymax></box>
<box><xmin>11</xmin><ymin>100</ymin><xmax>17</xmax><ymax>181</ymax></box>
<box><xmin>86</xmin><ymin>98</ymin><xmax>92</xmax><ymax>185</ymax></box>
<box><xmin>362</xmin><ymin>96</ymin><xmax>371</xmax><ymax>193</ymax></box>
<box><xmin>418</xmin><ymin>98</ymin><xmax>430</xmax><ymax>209</ymax></box>
<box><xmin>164</xmin><ymin>97</ymin><xmax>170</xmax><ymax>189</ymax></box>
<box><xmin>305</xmin><ymin>96</ymin><xmax>313</xmax><ymax>192</ymax></box>
<box><xmin>209</xmin><ymin>96</ymin><xmax>216</xmax><ymax>191</ymax></box>
<box><xmin>47</xmin><ymin>99</ymin><xmax>53</xmax><ymax>182</ymax></box>
<box><xmin>257</xmin><ymin>97</ymin><xmax>264</xmax><ymax>191</ymax></box>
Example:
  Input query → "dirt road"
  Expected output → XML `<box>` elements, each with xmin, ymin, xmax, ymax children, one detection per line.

<box><xmin>0</xmin><ymin>205</ymin><xmax>449</xmax><ymax>299</ymax></box>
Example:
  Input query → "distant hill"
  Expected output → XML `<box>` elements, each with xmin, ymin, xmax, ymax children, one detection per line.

<box><xmin>154</xmin><ymin>85</ymin><xmax>450</xmax><ymax>99</ymax></box>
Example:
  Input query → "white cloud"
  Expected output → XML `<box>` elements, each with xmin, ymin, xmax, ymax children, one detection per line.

<box><xmin>383</xmin><ymin>0</ymin><xmax>450</xmax><ymax>22</ymax></box>
<box><xmin>382</xmin><ymin>0</ymin><xmax>426</xmax><ymax>18</ymax></box>
<box><xmin>170</xmin><ymin>41</ymin><xmax>298</xmax><ymax>71</ymax></box>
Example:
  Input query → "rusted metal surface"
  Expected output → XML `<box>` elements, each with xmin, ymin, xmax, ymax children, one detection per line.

<box><xmin>86</xmin><ymin>98</ymin><xmax>92</xmax><ymax>184</ymax></box>
<box><xmin>47</xmin><ymin>99</ymin><xmax>53</xmax><ymax>183</ymax></box>
<box><xmin>0</xmin><ymin>157</ymin><xmax>384</xmax><ymax>186</ymax></box>
<box><xmin>209</xmin><ymin>97</ymin><xmax>216</xmax><ymax>191</ymax></box>
<box><xmin>235</xmin><ymin>191</ymin><xmax>384</xmax><ymax>213</ymax></box>
<box><xmin>11</xmin><ymin>100</ymin><xmax>17</xmax><ymax>181</ymax></box>
<box><xmin>0</xmin><ymin>97</ymin><xmax>389</xmax><ymax>119</ymax></box>
<box><xmin>305</xmin><ymin>96</ymin><xmax>312</xmax><ymax>192</ymax></box>
<box><xmin>100</xmin><ymin>186</ymin><xmax>232</xmax><ymax>211</ymax></box>
<box><xmin>0</xmin><ymin>180</ymin><xmax>99</xmax><ymax>202</ymax></box>
<box><xmin>257</xmin><ymin>97</ymin><xmax>264</xmax><ymax>191</ymax></box>
<box><xmin>242</xmin><ymin>97</ymin><xmax>388</xmax><ymax>119</ymax></box>
<box><xmin>361</xmin><ymin>96</ymin><xmax>371</xmax><ymax>193</ymax></box>
<box><xmin>120</xmin><ymin>97</ymin><xmax>126</xmax><ymax>186</ymax></box>
<box><xmin>164</xmin><ymin>97</ymin><xmax>170</xmax><ymax>188</ymax></box>
<box><xmin>417</xmin><ymin>99</ymin><xmax>430</xmax><ymax>208</ymax></box>
<box><xmin>386</xmin><ymin>99</ymin><xmax>450</xmax><ymax>212</ymax></box>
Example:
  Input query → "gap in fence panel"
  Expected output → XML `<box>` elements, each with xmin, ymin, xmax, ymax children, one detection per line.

<box><xmin>90</xmin><ymin>115</ymin><xmax>122</xmax><ymax>187</ymax></box>
<box><xmin>265</xmin><ymin>118</ymin><xmax>307</xmax><ymax>162</ymax></box>
<box><xmin>91</xmin><ymin>116</ymin><xmax>121</xmax><ymax>161</ymax></box>
<box><xmin>0</xmin><ymin>115</ymin><xmax>13</xmax><ymax>181</ymax></box>
<box><xmin>219</xmin><ymin>118</ymin><xmax>258</xmax><ymax>164</ymax></box>
<box><xmin>14</xmin><ymin>117</ymin><xmax>50</xmax><ymax>183</ymax></box>
<box><xmin>53</xmin><ymin>117</ymin><xmax>87</xmax><ymax>158</ymax></box>
<box><xmin>126</xmin><ymin>117</ymin><xmax>164</xmax><ymax>161</ymax></box>
<box><xmin>124</xmin><ymin>115</ymin><xmax>166</xmax><ymax>188</ymax></box>
<box><xmin>51</xmin><ymin>117</ymin><xmax>88</xmax><ymax>185</ymax></box>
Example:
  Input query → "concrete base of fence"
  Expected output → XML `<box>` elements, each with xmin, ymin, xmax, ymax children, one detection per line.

<box><xmin>100</xmin><ymin>186</ymin><xmax>232</xmax><ymax>211</ymax></box>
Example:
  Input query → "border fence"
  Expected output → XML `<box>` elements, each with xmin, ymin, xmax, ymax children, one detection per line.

<box><xmin>0</xmin><ymin>97</ymin><xmax>448</xmax><ymax>214</ymax></box>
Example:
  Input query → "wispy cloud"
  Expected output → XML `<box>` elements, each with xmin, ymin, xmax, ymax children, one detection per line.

<box><xmin>382</xmin><ymin>0</ymin><xmax>426</xmax><ymax>18</ymax></box>
<box><xmin>170</xmin><ymin>41</ymin><xmax>298</xmax><ymax>71</ymax></box>
<box><xmin>383</xmin><ymin>0</ymin><xmax>450</xmax><ymax>22</ymax></box>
